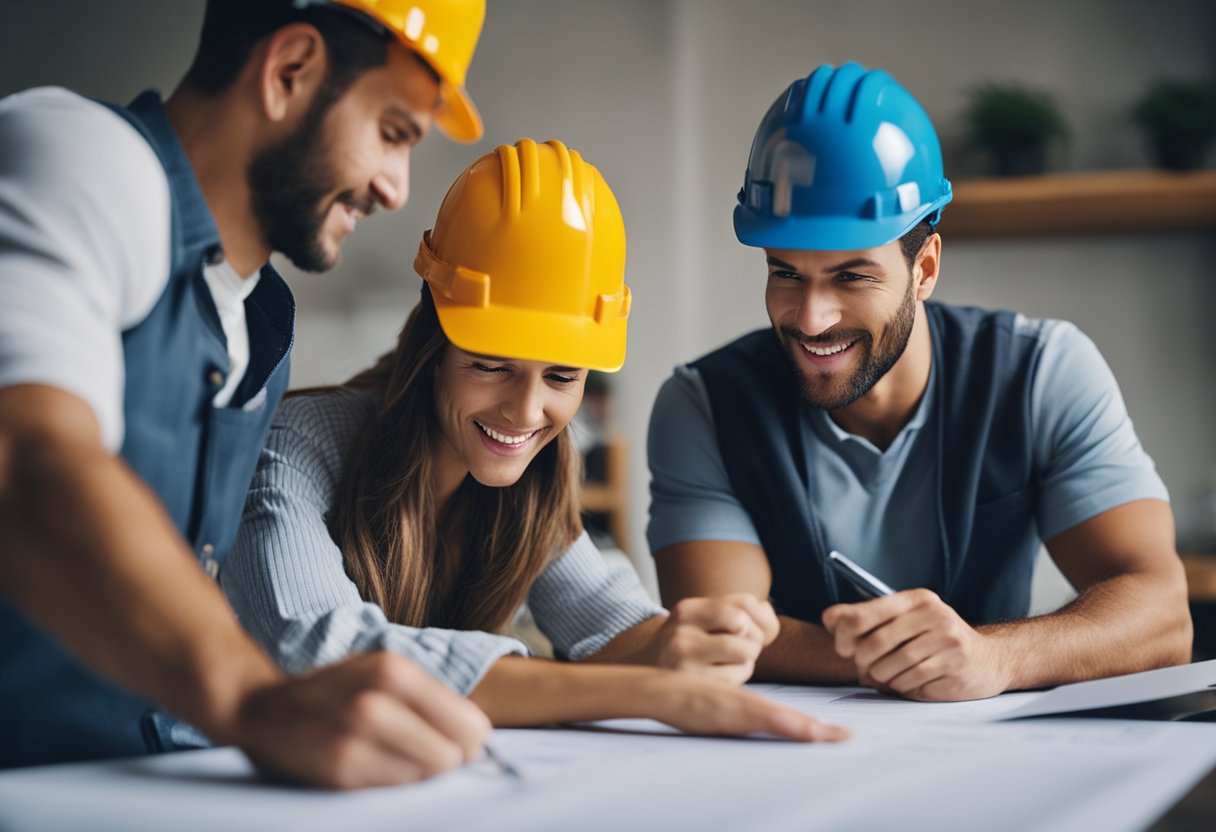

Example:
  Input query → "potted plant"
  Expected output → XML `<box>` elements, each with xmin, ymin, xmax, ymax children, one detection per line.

<box><xmin>963</xmin><ymin>82</ymin><xmax>1069</xmax><ymax>176</ymax></box>
<box><xmin>1131</xmin><ymin>79</ymin><xmax>1216</xmax><ymax>171</ymax></box>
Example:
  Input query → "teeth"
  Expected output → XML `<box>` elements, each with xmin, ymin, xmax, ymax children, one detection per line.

<box><xmin>477</xmin><ymin>422</ymin><xmax>537</xmax><ymax>445</ymax></box>
<box><xmin>803</xmin><ymin>340</ymin><xmax>854</xmax><ymax>357</ymax></box>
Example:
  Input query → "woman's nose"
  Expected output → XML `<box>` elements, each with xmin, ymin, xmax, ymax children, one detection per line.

<box><xmin>501</xmin><ymin>376</ymin><xmax>545</xmax><ymax>428</ymax></box>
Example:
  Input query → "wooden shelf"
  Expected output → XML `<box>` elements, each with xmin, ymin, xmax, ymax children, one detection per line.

<box><xmin>937</xmin><ymin>169</ymin><xmax>1216</xmax><ymax>239</ymax></box>
<box><xmin>1183</xmin><ymin>553</ymin><xmax>1216</xmax><ymax>603</ymax></box>
<box><xmin>580</xmin><ymin>436</ymin><xmax>629</xmax><ymax>555</ymax></box>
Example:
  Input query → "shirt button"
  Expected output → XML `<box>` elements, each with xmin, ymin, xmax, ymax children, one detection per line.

<box><xmin>208</xmin><ymin>370</ymin><xmax>225</xmax><ymax>387</ymax></box>
<box><xmin>200</xmin><ymin>544</ymin><xmax>219</xmax><ymax>579</ymax></box>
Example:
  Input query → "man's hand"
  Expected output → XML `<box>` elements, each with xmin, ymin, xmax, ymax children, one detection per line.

<box><xmin>651</xmin><ymin>594</ymin><xmax>779</xmax><ymax>684</ymax></box>
<box><xmin>230</xmin><ymin>652</ymin><xmax>491</xmax><ymax>790</ymax></box>
<box><xmin>822</xmin><ymin>589</ymin><xmax>1010</xmax><ymax>701</ymax></box>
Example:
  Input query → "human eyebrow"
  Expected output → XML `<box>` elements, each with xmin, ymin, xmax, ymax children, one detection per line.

<box><xmin>765</xmin><ymin>256</ymin><xmax>799</xmax><ymax>271</ymax></box>
<box><xmin>463</xmin><ymin>350</ymin><xmax>509</xmax><ymax>362</ymax></box>
<box><xmin>547</xmin><ymin>366</ymin><xmax>581</xmax><ymax>374</ymax></box>
<box><xmin>824</xmin><ymin>257</ymin><xmax>883</xmax><ymax>273</ymax></box>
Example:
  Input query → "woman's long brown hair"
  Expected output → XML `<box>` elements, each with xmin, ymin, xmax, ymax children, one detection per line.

<box><xmin>319</xmin><ymin>287</ymin><xmax>583</xmax><ymax>633</ymax></box>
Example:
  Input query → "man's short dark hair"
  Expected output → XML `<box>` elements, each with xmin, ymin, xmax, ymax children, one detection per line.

<box><xmin>182</xmin><ymin>0</ymin><xmax>389</xmax><ymax>103</ymax></box>
<box><xmin>899</xmin><ymin>218</ymin><xmax>937</xmax><ymax>270</ymax></box>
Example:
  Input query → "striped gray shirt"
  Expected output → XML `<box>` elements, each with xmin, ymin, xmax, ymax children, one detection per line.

<box><xmin>223</xmin><ymin>391</ymin><xmax>663</xmax><ymax>694</ymax></box>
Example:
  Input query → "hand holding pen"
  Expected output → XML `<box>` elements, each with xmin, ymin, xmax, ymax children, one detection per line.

<box><xmin>822</xmin><ymin>550</ymin><xmax>1011</xmax><ymax>702</ymax></box>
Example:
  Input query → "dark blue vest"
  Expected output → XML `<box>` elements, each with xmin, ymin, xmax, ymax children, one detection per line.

<box><xmin>692</xmin><ymin>303</ymin><xmax>1041</xmax><ymax>626</ymax></box>
<box><xmin>0</xmin><ymin>91</ymin><xmax>295</xmax><ymax>768</ymax></box>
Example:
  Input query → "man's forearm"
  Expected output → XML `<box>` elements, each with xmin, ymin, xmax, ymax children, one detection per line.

<box><xmin>580</xmin><ymin>615</ymin><xmax>665</xmax><ymax>665</ymax></box>
<box><xmin>752</xmin><ymin>615</ymin><xmax>858</xmax><ymax>685</ymax></box>
<box><xmin>0</xmin><ymin>426</ymin><xmax>281</xmax><ymax>742</ymax></box>
<box><xmin>983</xmin><ymin>569</ymin><xmax>1192</xmax><ymax>691</ymax></box>
<box><xmin>729</xmin><ymin>573</ymin><xmax>1189</xmax><ymax>691</ymax></box>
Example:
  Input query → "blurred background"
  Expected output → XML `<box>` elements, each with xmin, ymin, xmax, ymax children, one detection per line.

<box><xmin>3</xmin><ymin>0</ymin><xmax>1214</xmax><ymax>642</ymax></box>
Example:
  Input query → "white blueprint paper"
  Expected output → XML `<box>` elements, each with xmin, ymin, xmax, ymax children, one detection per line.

<box><xmin>997</xmin><ymin>657</ymin><xmax>1216</xmax><ymax>720</ymax></box>
<box><xmin>1</xmin><ymin>682</ymin><xmax>1213</xmax><ymax>832</ymax></box>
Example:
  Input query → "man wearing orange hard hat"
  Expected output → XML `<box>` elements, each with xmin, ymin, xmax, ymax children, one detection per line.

<box><xmin>0</xmin><ymin>0</ymin><xmax>493</xmax><ymax>787</ymax></box>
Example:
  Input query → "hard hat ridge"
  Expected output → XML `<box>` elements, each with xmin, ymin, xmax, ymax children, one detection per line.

<box><xmin>493</xmin><ymin>139</ymin><xmax>598</xmax><ymax>230</ymax></box>
<box><xmin>809</xmin><ymin>61</ymin><xmax>869</xmax><ymax>122</ymax></box>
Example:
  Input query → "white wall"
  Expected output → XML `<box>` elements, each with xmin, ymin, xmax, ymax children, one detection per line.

<box><xmin>3</xmin><ymin>1</ymin><xmax>1214</xmax><ymax>592</ymax></box>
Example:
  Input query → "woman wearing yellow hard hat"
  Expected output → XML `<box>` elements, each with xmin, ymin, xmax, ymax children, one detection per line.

<box><xmin>222</xmin><ymin>139</ymin><xmax>847</xmax><ymax>740</ymax></box>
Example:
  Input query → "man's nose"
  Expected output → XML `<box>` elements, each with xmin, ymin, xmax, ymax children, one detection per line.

<box><xmin>372</xmin><ymin>152</ymin><xmax>410</xmax><ymax>212</ymax></box>
<box><xmin>796</xmin><ymin>286</ymin><xmax>843</xmax><ymax>337</ymax></box>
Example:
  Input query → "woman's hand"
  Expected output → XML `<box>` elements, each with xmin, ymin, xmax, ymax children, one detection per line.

<box><xmin>641</xmin><ymin>669</ymin><xmax>850</xmax><ymax>742</ymax></box>
<box><xmin>651</xmin><ymin>593</ymin><xmax>780</xmax><ymax>684</ymax></box>
<box><xmin>471</xmin><ymin>656</ymin><xmax>848</xmax><ymax>743</ymax></box>
<box><xmin>651</xmin><ymin>671</ymin><xmax>851</xmax><ymax>739</ymax></box>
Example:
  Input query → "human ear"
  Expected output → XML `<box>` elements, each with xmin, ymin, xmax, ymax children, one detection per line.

<box><xmin>257</xmin><ymin>23</ymin><xmax>327</xmax><ymax>123</ymax></box>
<box><xmin>913</xmin><ymin>232</ymin><xmax>942</xmax><ymax>302</ymax></box>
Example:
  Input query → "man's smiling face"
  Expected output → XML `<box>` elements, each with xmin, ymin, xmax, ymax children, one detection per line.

<box><xmin>764</xmin><ymin>240</ymin><xmax>918</xmax><ymax>411</ymax></box>
<box><xmin>248</xmin><ymin>42</ymin><xmax>439</xmax><ymax>272</ymax></box>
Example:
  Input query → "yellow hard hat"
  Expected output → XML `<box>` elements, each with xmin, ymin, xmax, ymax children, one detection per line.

<box><xmin>317</xmin><ymin>0</ymin><xmax>485</xmax><ymax>142</ymax></box>
<box><xmin>415</xmin><ymin>139</ymin><xmax>630</xmax><ymax>372</ymax></box>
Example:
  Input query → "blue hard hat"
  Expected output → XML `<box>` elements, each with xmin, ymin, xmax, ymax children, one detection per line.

<box><xmin>734</xmin><ymin>62</ymin><xmax>952</xmax><ymax>251</ymax></box>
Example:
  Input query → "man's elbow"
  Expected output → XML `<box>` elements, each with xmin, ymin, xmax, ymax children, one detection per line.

<box><xmin>1152</xmin><ymin>559</ymin><xmax>1194</xmax><ymax>667</ymax></box>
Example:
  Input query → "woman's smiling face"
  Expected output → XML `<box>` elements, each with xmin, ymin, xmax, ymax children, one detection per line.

<box><xmin>431</xmin><ymin>345</ymin><xmax>587</xmax><ymax>496</ymax></box>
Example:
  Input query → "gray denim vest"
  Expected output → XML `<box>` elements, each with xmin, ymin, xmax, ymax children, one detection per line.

<box><xmin>693</xmin><ymin>302</ymin><xmax>1041</xmax><ymax>625</ymax></box>
<box><xmin>0</xmin><ymin>90</ymin><xmax>294</xmax><ymax>768</ymax></box>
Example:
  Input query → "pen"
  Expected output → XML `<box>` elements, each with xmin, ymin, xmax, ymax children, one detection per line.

<box><xmin>828</xmin><ymin>550</ymin><xmax>896</xmax><ymax>599</ymax></box>
<box><xmin>484</xmin><ymin>742</ymin><xmax>524</xmax><ymax>780</ymax></box>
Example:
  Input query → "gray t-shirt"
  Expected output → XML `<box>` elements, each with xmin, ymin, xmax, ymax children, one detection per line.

<box><xmin>224</xmin><ymin>391</ymin><xmax>663</xmax><ymax>694</ymax></box>
<box><xmin>646</xmin><ymin>315</ymin><xmax>1168</xmax><ymax>592</ymax></box>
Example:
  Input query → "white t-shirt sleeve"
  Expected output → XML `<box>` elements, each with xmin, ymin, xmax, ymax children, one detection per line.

<box><xmin>0</xmin><ymin>87</ymin><xmax>171</xmax><ymax>452</ymax></box>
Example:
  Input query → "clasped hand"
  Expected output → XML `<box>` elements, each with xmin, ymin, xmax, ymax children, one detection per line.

<box><xmin>652</xmin><ymin>593</ymin><xmax>779</xmax><ymax>684</ymax></box>
<box><xmin>822</xmin><ymin>589</ymin><xmax>1010</xmax><ymax>701</ymax></box>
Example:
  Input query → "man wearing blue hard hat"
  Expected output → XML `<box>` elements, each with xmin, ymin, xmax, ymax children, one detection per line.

<box><xmin>647</xmin><ymin>62</ymin><xmax>1190</xmax><ymax>699</ymax></box>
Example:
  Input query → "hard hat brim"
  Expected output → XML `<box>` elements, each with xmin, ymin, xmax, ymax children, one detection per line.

<box><xmin>434</xmin><ymin>81</ymin><xmax>483</xmax><ymax>143</ymax></box>
<box><xmin>433</xmin><ymin>297</ymin><xmax>627</xmax><ymax>373</ymax></box>
<box><xmin>331</xmin><ymin>0</ymin><xmax>485</xmax><ymax>143</ymax></box>
<box><xmin>733</xmin><ymin>195</ymin><xmax>951</xmax><ymax>252</ymax></box>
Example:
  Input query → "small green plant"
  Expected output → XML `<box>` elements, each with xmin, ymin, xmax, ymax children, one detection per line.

<box><xmin>963</xmin><ymin>82</ymin><xmax>1069</xmax><ymax>176</ymax></box>
<box><xmin>1131</xmin><ymin>79</ymin><xmax>1216</xmax><ymax>171</ymax></box>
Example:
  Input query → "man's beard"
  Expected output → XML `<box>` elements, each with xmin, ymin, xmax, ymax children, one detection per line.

<box><xmin>779</xmin><ymin>276</ymin><xmax>917</xmax><ymax>411</ymax></box>
<box><xmin>247</xmin><ymin>99</ymin><xmax>374</xmax><ymax>273</ymax></box>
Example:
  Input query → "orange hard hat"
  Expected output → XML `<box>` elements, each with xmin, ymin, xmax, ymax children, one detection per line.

<box><xmin>312</xmin><ymin>0</ymin><xmax>485</xmax><ymax>142</ymax></box>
